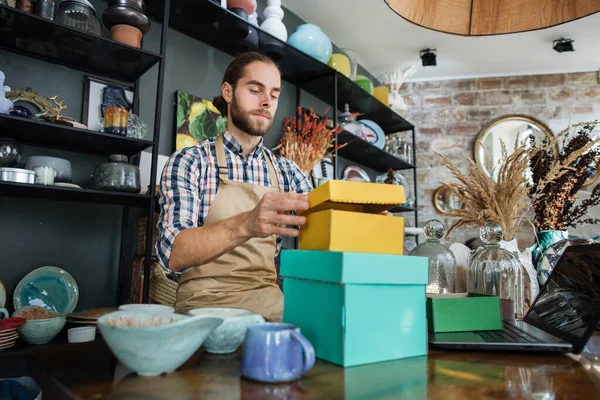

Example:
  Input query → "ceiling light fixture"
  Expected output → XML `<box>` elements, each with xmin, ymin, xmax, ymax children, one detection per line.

<box><xmin>420</xmin><ymin>49</ymin><xmax>437</xmax><ymax>67</ymax></box>
<box><xmin>384</xmin><ymin>0</ymin><xmax>600</xmax><ymax>36</ymax></box>
<box><xmin>553</xmin><ymin>38</ymin><xmax>575</xmax><ymax>53</ymax></box>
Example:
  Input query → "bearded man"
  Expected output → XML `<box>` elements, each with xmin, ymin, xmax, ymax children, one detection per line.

<box><xmin>156</xmin><ymin>52</ymin><xmax>313</xmax><ymax>321</ymax></box>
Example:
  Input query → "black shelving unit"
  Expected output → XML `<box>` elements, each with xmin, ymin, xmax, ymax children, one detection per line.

<box><xmin>0</xmin><ymin>181</ymin><xmax>152</xmax><ymax>207</ymax></box>
<box><xmin>0</xmin><ymin>0</ymin><xmax>419</xmax><ymax>348</ymax></box>
<box><xmin>0</xmin><ymin>3</ymin><xmax>168</xmax><ymax>307</ymax></box>
<box><xmin>0</xmin><ymin>5</ymin><xmax>162</xmax><ymax>82</ymax></box>
<box><xmin>0</xmin><ymin>115</ymin><xmax>153</xmax><ymax>157</ymax></box>
<box><xmin>145</xmin><ymin>0</ymin><xmax>419</xmax><ymax>237</ymax></box>
<box><xmin>337</xmin><ymin>131</ymin><xmax>414</xmax><ymax>172</ymax></box>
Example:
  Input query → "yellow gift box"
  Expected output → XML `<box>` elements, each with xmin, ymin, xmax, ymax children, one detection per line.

<box><xmin>299</xmin><ymin>180</ymin><xmax>406</xmax><ymax>255</ymax></box>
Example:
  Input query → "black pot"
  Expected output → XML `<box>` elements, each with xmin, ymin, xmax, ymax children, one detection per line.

<box><xmin>217</xmin><ymin>7</ymin><xmax>249</xmax><ymax>41</ymax></box>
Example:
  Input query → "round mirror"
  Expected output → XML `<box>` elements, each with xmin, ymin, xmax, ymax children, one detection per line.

<box><xmin>474</xmin><ymin>115</ymin><xmax>555</xmax><ymax>180</ymax></box>
<box><xmin>434</xmin><ymin>185</ymin><xmax>464</xmax><ymax>215</ymax></box>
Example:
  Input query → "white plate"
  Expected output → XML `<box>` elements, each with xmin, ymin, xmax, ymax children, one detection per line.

<box><xmin>118</xmin><ymin>304</ymin><xmax>175</xmax><ymax>313</ymax></box>
<box><xmin>342</xmin><ymin>165</ymin><xmax>370</xmax><ymax>182</ymax></box>
<box><xmin>54</xmin><ymin>183</ymin><xmax>81</xmax><ymax>189</ymax></box>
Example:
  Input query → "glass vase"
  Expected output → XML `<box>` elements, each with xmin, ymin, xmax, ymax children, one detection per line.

<box><xmin>468</xmin><ymin>222</ymin><xmax>525</xmax><ymax>319</ymax></box>
<box><xmin>409</xmin><ymin>220</ymin><xmax>456</xmax><ymax>294</ymax></box>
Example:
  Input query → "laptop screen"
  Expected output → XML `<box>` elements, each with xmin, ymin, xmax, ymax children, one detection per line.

<box><xmin>524</xmin><ymin>245</ymin><xmax>600</xmax><ymax>352</ymax></box>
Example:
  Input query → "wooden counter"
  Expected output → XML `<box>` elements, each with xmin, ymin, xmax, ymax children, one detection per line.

<box><xmin>8</xmin><ymin>334</ymin><xmax>599</xmax><ymax>399</ymax></box>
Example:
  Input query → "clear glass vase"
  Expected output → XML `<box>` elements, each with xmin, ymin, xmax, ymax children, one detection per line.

<box><xmin>409</xmin><ymin>220</ymin><xmax>456</xmax><ymax>294</ymax></box>
<box><xmin>468</xmin><ymin>222</ymin><xmax>525</xmax><ymax>319</ymax></box>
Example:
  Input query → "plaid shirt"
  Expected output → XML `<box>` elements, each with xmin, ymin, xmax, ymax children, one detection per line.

<box><xmin>156</xmin><ymin>131</ymin><xmax>313</xmax><ymax>274</ymax></box>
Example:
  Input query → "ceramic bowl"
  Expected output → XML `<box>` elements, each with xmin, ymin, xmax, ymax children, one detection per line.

<box><xmin>97</xmin><ymin>311</ymin><xmax>223</xmax><ymax>376</ymax></box>
<box><xmin>25</xmin><ymin>156</ymin><xmax>72</xmax><ymax>183</ymax></box>
<box><xmin>13</xmin><ymin>306</ymin><xmax>66</xmax><ymax>345</ymax></box>
<box><xmin>68</xmin><ymin>326</ymin><xmax>96</xmax><ymax>343</ymax></box>
<box><xmin>118</xmin><ymin>304</ymin><xmax>174</xmax><ymax>313</ymax></box>
<box><xmin>188</xmin><ymin>308</ymin><xmax>265</xmax><ymax>354</ymax></box>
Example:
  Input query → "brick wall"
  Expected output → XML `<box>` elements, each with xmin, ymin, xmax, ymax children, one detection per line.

<box><xmin>398</xmin><ymin>71</ymin><xmax>600</xmax><ymax>245</ymax></box>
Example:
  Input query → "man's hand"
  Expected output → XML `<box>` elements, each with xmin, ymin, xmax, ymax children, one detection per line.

<box><xmin>241</xmin><ymin>192</ymin><xmax>309</xmax><ymax>239</ymax></box>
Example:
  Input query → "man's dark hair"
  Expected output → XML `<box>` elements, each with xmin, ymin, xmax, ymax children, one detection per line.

<box><xmin>213</xmin><ymin>52</ymin><xmax>280</xmax><ymax>116</ymax></box>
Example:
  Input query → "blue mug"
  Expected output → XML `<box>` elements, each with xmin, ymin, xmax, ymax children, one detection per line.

<box><xmin>241</xmin><ymin>322</ymin><xmax>315</xmax><ymax>383</ymax></box>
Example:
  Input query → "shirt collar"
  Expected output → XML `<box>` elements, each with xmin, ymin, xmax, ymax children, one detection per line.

<box><xmin>223</xmin><ymin>130</ymin><xmax>265</xmax><ymax>160</ymax></box>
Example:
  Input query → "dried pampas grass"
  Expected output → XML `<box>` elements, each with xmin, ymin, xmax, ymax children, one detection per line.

<box><xmin>437</xmin><ymin>140</ymin><xmax>531</xmax><ymax>241</ymax></box>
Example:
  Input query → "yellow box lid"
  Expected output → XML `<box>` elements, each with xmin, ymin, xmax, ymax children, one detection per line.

<box><xmin>302</xmin><ymin>180</ymin><xmax>406</xmax><ymax>215</ymax></box>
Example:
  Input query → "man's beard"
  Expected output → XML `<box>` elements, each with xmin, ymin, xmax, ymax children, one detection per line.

<box><xmin>229</xmin><ymin>97</ymin><xmax>273</xmax><ymax>137</ymax></box>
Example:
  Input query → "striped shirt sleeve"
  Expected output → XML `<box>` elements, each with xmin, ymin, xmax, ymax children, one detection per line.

<box><xmin>155</xmin><ymin>149</ymin><xmax>202</xmax><ymax>273</ymax></box>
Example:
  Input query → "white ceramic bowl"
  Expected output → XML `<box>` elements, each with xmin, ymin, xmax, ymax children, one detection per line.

<box><xmin>68</xmin><ymin>326</ymin><xmax>96</xmax><ymax>343</ymax></box>
<box><xmin>188</xmin><ymin>308</ymin><xmax>265</xmax><ymax>354</ymax></box>
<box><xmin>118</xmin><ymin>304</ymin><xmax>175</xmax><ymax>313</ymax></box>
<box><xmin>25</xmin><ymin>156</ymin><xmax>72</xmax><ymax>183</ymax></box>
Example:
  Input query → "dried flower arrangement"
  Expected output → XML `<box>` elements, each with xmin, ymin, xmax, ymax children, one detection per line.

<box><xmin>438</xmin><ymin>141</ymin><xmax>531</xmax><ymax>241</ymax></box>
<box><xmin>529</xmin><ymin>121</ymin><xmax>600</xmax><ymax>231</ymax></box>
<box><xmin>274</xmin><ymin>107</ymin><xmax>347</xmax><ymax>176</ymax></box>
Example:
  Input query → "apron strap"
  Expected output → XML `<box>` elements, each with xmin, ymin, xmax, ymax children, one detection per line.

<box><xmin>215</xmin><ymin>134</ymin><xmax>229</xmax><ymax>183</ymax></box>
<box><xmin>263</xmin><ymin>150</ymin><xmax>280</xmax><ymax>191</ymax></box>
<box><xmin>216</xmin><ymin>133</ymin><xmax>280</xmax><ymax>190</ymax></box>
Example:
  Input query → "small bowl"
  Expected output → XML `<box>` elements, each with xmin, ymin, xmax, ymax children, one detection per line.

<box><xmin>68</xmin><ymin>326</ymin><xmax>96</xmax><ymax>343</ymax></box>
<box><xmin>25</xmin><ymin>156</ymin><xmax>72</xmax><ymax>183</ymax></box>
<box><xmin>118</xmin><ymin>304</ymin><xmax>174</xmax><ymax>313</ymax></box>
<box><xmin>188</xmin><ymin>308</ymin><xmax>265</xmax><ymax>354</ymax></box>
<box><xmin>13</xmin><ymin>306</ymin><xmax>66</xmax><ymax>345</ymax></box>
<box><xmin>97</xmin><ymin>311</ymin><xmax>223</xmax><ymax>376</ymax></box>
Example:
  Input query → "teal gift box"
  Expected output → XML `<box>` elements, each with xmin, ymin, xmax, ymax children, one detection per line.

<box><xmin>280</xmin><ymin>250</ymin><xmax>429</xmax><ymax>367</ymax></box>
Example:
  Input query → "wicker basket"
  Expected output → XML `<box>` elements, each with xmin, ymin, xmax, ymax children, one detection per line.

<box><xmin>149</xmin><ymin>262</ymin><xmax>177</xmax><ymax>307</ymax></box>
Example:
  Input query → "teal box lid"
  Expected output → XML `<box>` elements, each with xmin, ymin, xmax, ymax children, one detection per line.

<box><xmin>280</xmin><ymin>250</ymin><xmax>428</xmax><ymax>284</ymax></box>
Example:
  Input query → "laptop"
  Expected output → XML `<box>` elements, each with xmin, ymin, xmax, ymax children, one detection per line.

<box><xmin>429</xmin><ymin>243</ymin><xmax>600</xmax><ymax>353</ymax></box>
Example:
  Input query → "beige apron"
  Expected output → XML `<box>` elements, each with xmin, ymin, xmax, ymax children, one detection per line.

<box><xmin>174</xmin><ymin>134</ymin><xmax>284</xmax><ymax>322</ymax></box>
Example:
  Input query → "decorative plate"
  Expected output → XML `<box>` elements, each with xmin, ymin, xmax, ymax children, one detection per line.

<box><xmin>0</xmin><ymin>280</ymin><xmax>5</xmax><ymax>308</ymax></box>
<box><xmin>14</xmin><ymin>266</ymin><xmax>79</xmax><ymax>315</ymax></box>
<box><xmin>359</xmin><ymin>119</ymin><xmax>386</xmax><ymax>149</ymax></box>
<box><xmin>342</xmin><ymin>165</ymin><xmax>370</xmax><ymax>182</ymax></box>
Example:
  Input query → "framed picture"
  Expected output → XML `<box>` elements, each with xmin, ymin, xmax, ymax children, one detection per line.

<box><xmin>82</xmin><ymin>75</ymin><xmax>137</xmax><ymax>131</ymax></box>
<box><xmin>174</xmin><ymin>90</ymin><xmax>226</xmax><ymax>151</ymax></box>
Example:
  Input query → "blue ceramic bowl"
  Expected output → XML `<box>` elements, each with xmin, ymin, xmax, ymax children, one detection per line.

<box><xmin>13</xmin><ymin>306</ymin><xmax>66</xmax><ymax>345</ymax></box>
<box><xmin>97</xmin><ymin>311</ymin><xmax>223</xmax><ymax>376</ymax></box>
<box><xmin>188</xmin><ymin>308</ymin><xmax>265</xmax><ymax>354</ymax></box>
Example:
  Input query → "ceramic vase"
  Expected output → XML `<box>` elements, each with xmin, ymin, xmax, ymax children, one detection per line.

<box><xmin>536</xmin><ymin>236</ymin><xmax>597</xmax><ymax>286</ymax></box>
<box><xmin>0</xmin><ymin>71</ymin><xmax>13</xmax><ymax>115</ymax></box>
<box><xmin>260</xmin><ymin>0</ymin><xmax>287</xmax><ymax>42</ymax></box>
<box><xmin>102</xmin><ymin>0</ymin><xmax>151</xmax><ymax>48</ymax></box>
<box><xmin>227</xmin><ymin>0</ymin><xmax>256</xmax><ymax>15</ymax></box>
<box><xmin>530</xmin><ymin>230</ymin><xmax>568</xmax><ymax>271</ymax></box>
<box><xmin>288</xmin><ymin>24</ymin><xmax>332</xmax><ymax>64</ymax></box>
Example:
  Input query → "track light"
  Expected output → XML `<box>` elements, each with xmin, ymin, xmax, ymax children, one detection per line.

<box><xmin>420</xmin><ymin>49</ymin><xmax>437</xmax><ymax>67</ymax></box>
<box><xmin>553</xmin><ymin>38</ymin><xmax>575</xmax><ymax>53</ymax></box>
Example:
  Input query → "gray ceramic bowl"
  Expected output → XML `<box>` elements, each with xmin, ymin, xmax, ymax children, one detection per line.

<box><xmin>188</xmin><ymin>308</ymin><xmax>265</xmax><ymax>354</ymax></box>
<box><xmin>25</xmin><ymin>156</ymin><xmax>72</xmax><ymax>183</ymax></box>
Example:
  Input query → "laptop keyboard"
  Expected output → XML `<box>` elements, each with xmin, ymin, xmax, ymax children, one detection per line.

<box><xmin>477</xmin><ymin>322</ymin><xmax>542</xmax><ymax>343</ymax></box>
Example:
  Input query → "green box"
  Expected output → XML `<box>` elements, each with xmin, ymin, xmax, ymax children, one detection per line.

<box><xmin>426</xmin><ymin>293</ymin><xmax>502</xmax><ymax>333</ymax></box>
<box><xmin>281</xmin><ymin>250</ymin><xmax>429</xmax><ymax>368</ymax></box>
